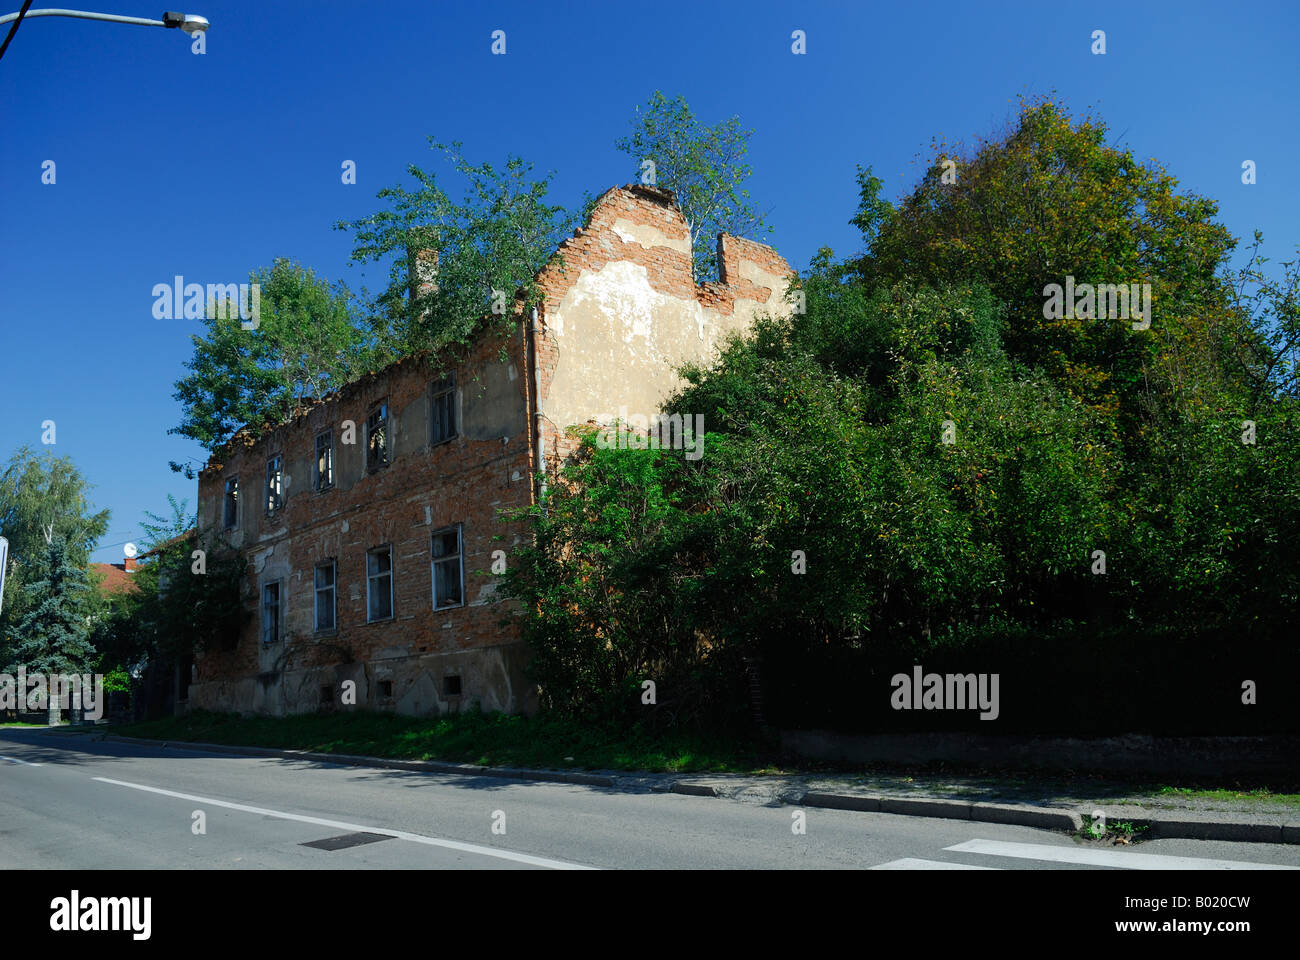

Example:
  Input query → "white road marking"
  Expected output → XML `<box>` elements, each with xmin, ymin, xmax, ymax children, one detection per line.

<box><xmin>0</xmin><ymin>754</ymin><xmax>42</xmax><ymax>766</ymax></box>
<box><xmin>945</xmin><ymin>838</ymin><xmax>1299</xmax><ymax>870</ymax></box>
<box><xmin>93</xmin><ymin>776</ymin><xmax>595</xmax><ymax>870</ymax></box>
<box><xmin>871</xmin><ymin>857</ymin><xmax>997</xmax><ymax>870</ymax></box>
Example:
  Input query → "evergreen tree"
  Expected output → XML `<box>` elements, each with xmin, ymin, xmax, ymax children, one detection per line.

<box><xmin>4</xmin><ymin>537</ymin><xmax>96</xmax><ymax>723</ymax></box>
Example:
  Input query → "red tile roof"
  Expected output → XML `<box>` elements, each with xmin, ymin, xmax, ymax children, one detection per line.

<box><xmin>91</xmin><ymin>562</ymin><xmax>138</xmax><ymax>596</ymax></box>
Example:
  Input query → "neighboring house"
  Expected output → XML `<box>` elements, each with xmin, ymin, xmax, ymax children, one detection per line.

<box><xmin>89</xmin><ymin>556</ymin><xmax>139</xmax><ymax>597</ymax></box>
<box><xmin>189</xmin><ymin>184</ymin><xmax>793</xmax><ymax>717</ymax></box>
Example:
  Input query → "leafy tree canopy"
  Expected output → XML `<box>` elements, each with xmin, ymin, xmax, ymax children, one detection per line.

<box><xmin>0</xmin><ymin>447</ymin><xmax>110</xmax><ymax>646</ymax></box>
<box><xmin>169</xmin><ymin>259</ymin><xmax>380</xmax><ymax>465</ymax></box>
<box><xmin>336</xmin><ymin>140</ymin><xmax>579</xmax><ymax>357</ymax></box>
<box><xmin>616</xmin><ymin>91</ymin><xmax>772</xmax><ymax>281</ymax></box>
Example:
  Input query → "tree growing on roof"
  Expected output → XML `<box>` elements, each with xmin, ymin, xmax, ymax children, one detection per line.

<box><xmin>616</xmin><ymin>91</ymin><xmax>773</xmax><ymax>282</ymax></box>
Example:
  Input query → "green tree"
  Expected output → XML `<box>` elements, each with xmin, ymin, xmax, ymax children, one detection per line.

<box><xmin>616</xmin><ymin>91</ymin><xmax>772</xmax><ymax>281</ymax></box>
<box><xmin>0</xmin><ymin>447</ymin><xmax>110</xmax><ymax>648</ymax></box>
<box><xmin>860</xmin><ymin>96</ymin><xmax>1255</xmax><ymax>445</ymax></box>
<box><xmin>503</xmin><ymin>98</ymin><xmax>1300</xmax><ymax>734</ymax></box>
<box><xmin>337</xmin><ymin>140</ymin><xmax>578</xmax><ymax>357</ymax></box>
<box><xmin>93</xmin><ymin>497</ymin><xmax>245</xmax><ymax>673</ymax></box>
<box><xmin>4</xmin><ymin>537</ymin><xmax>96</xmax><ymax>721</ymax></box>
<box><xmin>169</xmin><ymin>259</ymin><xmax>379</xmax><ymax>466</ymax></box>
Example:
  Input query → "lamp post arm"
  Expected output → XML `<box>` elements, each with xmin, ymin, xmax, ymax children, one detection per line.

<box><xmin>0</xmin><ymin>8</ymin><xmax>165</xmax><ymax>27</ymax></box>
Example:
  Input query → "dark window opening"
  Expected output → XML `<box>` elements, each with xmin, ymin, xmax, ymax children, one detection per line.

<box><xmin>315</xmin><ymin>561</ymin><xmax>336</xmax><ymax>632</ymax></box>
<box><xmin>443</xmin><ymin>675</ymin><xmax>462</xmax><ymax>697</ymax></box>
<box><xmin>320</xmin><ymin>684</ymin><xmax>334</xmax><ymax>706</ymax></box>
<box><xmin>377</xmin><ymin>680</ymin><xmax>393</xmax><ymax>699</ymax></box>
<box><xmin>315</xmin><ymin>430</ymin><xmax>334</xmax><ymax>491</ymax></box>
<box><xmin>262</xmin><ymin>582</ymin><xmax>281</xmax><ymax>645</ymax></box>
<box><xmin>266</xmin><ymin>455</ymin><xmax>283</xmax><ymax>513</ymax></box>
<box><xmin>430</xmin><ymin>375</ymin><xmax>456</xmax><ymax>446</ymax></box>
<box><xmin>367</xmin><ymin>546</ymin><xmax>393</xmax><ymax>621</ymax></box>
<box><xmin>366</xmin><ymin>403</ymin><xmax>388</xmax><ymax>471</ymax></box>
<box><xmin>431</xmin><ymin>525</ymin><xmax>463</xmax><ymax>610</ymax></box>
<box><xmin>223</xmin><ymin>476</ymin><xmax>239</xmax><ymax>529</ymax></box>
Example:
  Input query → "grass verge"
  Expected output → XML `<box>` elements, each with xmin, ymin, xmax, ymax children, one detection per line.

<box><xmin>112</xmin><ymin>709</ymin><xmax>764</xmax><ymax>773</ymax></box>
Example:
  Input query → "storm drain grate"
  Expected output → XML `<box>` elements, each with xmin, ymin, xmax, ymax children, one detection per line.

<box><xmin>300</xmin><ymin>832</ymin><xmax>394</xmax><ymax>851</ymax></box>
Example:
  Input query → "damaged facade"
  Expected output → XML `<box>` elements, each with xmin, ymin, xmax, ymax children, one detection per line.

<box><xmin>189</xmin><ymin>184</ymin><xmax>793</xmax><ymax>717</ymax></box>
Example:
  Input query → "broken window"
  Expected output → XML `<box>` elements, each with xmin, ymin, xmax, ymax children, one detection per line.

<box><xmin>431</xmin><ymin>525</ymin><xmax>463</xmax><ymax>610</ymax></box>
<box><xmin>314</xmin><ymin>560</ymin><xmax>336</xmax><ymax>632</ymax></box>
<box><xmin>223</xmin><ymin>476</ymin><xmax>239</xmax><ymax>529</ymax></box>
<box><xmin>430</xmin><ymin>375</ymin><xmax>456</xmax><ymax>446</ymax></box>
<box><xmin>366</xmin><ymin>545</ymin><xmax>393</xmax><ymax>622</ymax></box>
<box><xmin>366</xmin><ymin>403</ymin><xmax>388</xmax><ymax>471</ymax></box>
<box><xmin>262</xmin><ymin>581</ymin><xmax>281</xmax><ymax>644</ymax></box>
<box><xmin>266</xmin><ymin>455</ymin><xmax>283</xmax><ymax>513</ymax></box>
<box><xmin>315</xmin><ymin>430</ymin><xmax>334</xmax><ymax>491</ymax></box>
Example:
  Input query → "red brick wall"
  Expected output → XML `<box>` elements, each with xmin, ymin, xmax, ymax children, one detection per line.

<box><xmin>194</xmin><ymin>325</ymin><xmax>538</xmax><ymax>714</ymax></box>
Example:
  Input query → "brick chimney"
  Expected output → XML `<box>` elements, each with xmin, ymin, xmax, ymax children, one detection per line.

<box><xmin>123</xmin><ymin>557</ymin><xmax>138</xmax><ymax>572</ymax></box>
<box><xmin>408</xmin><ymin>247</ymin><xmax>439</xmax><ymax>312</ymax></box>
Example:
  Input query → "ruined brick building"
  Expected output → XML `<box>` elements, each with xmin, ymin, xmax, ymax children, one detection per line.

<box><xmin>189</xmin><ymin>184</ymin><xmax>793</xmax><ymax>717</ymax></box>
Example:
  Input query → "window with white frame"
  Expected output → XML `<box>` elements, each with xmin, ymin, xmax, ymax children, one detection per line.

<box><xmin>314</xmin><ymin>560</ymin><xmax>336</xmax><ymax>632</ymax></box>
<box><xmin>431</xmin><ymin>525</ymin><xmax>463</xmax><ymax>610</ymax></box>
<box><xmin>265</xmin><ymin>455</ymin><xmax>283</xmax><ymax>513</ymax></box>
<box><xmin>366</xmin><ymin>545</ymin><xmax>393</xmax><ymax>621</ymax></box>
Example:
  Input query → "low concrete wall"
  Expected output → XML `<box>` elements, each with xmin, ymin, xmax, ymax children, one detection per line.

<box><xmin>780</xmin><ymin>730</ymin><xmax>1300</xmax><ymax>779</ymax></box>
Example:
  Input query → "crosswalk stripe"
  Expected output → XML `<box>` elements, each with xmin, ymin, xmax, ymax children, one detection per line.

<box><xmin>945</xmin><ymin>838</ymin><xmax>1298</xmax><ymax>870</ymax></box>
<box><xmin>871</xmin><ymin>857</ymin><xmax>998</xmax><ymax>870</ymax></box>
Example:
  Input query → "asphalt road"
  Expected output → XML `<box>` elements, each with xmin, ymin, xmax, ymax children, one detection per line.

<box><xmin>3</xmin><ymin>728</ymin><xmax>1299</xmax><ymax>870</ymax></box>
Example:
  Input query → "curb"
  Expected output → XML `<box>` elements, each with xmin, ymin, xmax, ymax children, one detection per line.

<box><xmin>669</xmin><ymin>782</ymin><xmax>719</xmax><ymax>797</ymax></box>
<box><xmin>678</xmin><ymin>783</ymin><xmax>1291</xmax><ymax>843</ymax></box>
<box><xmin>99</xmin><ymin>734</ymin><xmax>617</xmax><ymax>788</ymax></box>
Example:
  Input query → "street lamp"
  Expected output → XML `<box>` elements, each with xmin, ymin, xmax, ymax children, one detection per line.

<box><xmin>0</xmin><ymin>9</ymin><xmax>209</xmax><ymax>58</ymax></box>
<box><xmin>160</xmin><ymin>10</ymin><xmax>207</xmax><ymax>33</ymax></box>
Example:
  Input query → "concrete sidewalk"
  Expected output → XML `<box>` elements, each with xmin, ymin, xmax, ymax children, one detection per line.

<box><xmin>41</xmin><ymin>727</ymin><xmax>1300</xmax><ymax>846</ymax></box>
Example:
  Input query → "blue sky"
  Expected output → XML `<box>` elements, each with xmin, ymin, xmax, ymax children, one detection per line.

<box><xmin>1</xmin><ymin>0</ymin><xmax>1296</xmax><ymax>564</ymax></box>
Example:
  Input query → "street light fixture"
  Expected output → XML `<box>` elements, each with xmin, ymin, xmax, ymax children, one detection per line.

<box><xmin>160</xmin><ymin>10</ymin><xmax>207</xmax><ymax>33</ymax></box>
<box><xmin>0</xmin><ymin>8</ymin><xmax>209</xmax><ymax>58</ymax></box>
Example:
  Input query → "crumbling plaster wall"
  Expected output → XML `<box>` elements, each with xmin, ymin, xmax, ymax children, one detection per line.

<box><xmin>534</xmin><ymin>185</ymin><xmax>794</xmax><ymax>449</ymax></box>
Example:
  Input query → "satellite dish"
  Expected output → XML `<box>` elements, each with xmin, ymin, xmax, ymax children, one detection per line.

<box><xmin>123</xmin><ymin>542</ymin><xmax>138</xmax><ymax>559</ymax></box>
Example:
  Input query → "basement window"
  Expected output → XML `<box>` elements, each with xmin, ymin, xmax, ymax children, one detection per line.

<box><xmin>443</xmin><ymin>675</ymin><xmax>461</xmax><ymax>697</ymax></box>
<box><xmin>366</xmin><ymin>402</ymin><xmax>389</xmax><ymax>472</ymax></box>
<box><xmin>223</xmin><ymin>476</ymin><xmax>239</xmax><ymax>529</ymax></box>
<box><xmin>320</xmin><ymin>684</ymin><xmax>334</xmax><ymax>706</ymax></box>
<box><xmin>377</xmin><ymin>680</ymin><xmax>393</xmax><ymax>699</ymax></box>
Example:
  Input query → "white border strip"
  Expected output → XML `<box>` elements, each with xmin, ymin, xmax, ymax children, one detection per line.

<box><xmin>945</xmin><ymin>838</ymin><xmax>1298</xmax><ymax>870</ymax></box>
<box><xmin>94</xmin><ymin>776</ymin><xmax>595</xmax><ymax>870</ymax></box>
